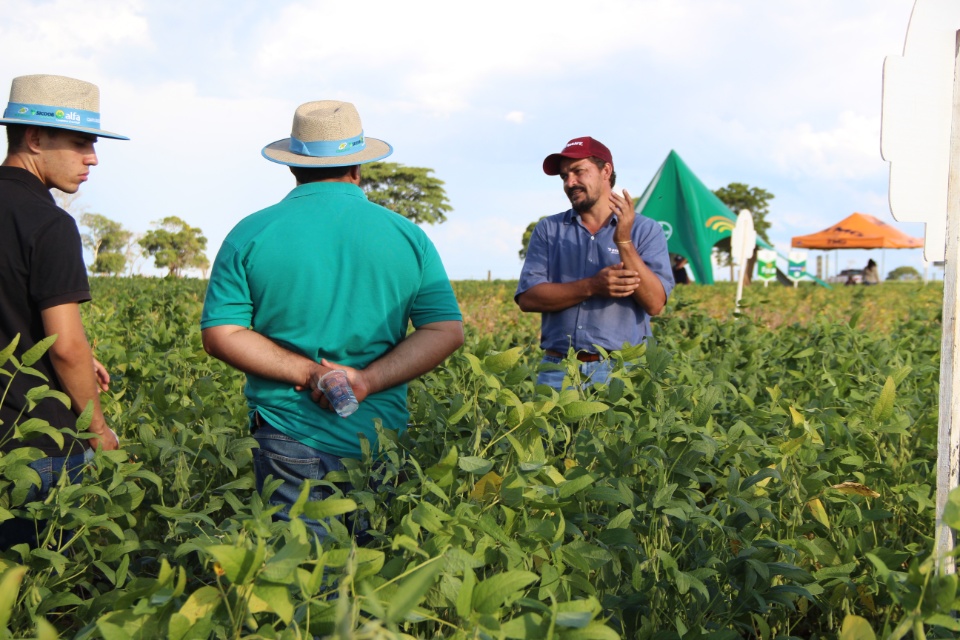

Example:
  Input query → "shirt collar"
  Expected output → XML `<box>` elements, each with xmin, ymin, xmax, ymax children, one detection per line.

<box><xmin>562</xmin><ymin>208</ymin><xmax>619</xmax><ymax>229</ymax></box>
<box><xmin>284</xmin><ymin>180</ymin><xmax>366</xmax><ymax>201</ymax></box>
<box><xmin>0</xmin><ymin>166</ymin><xmax>54</xmax><ymax>202</ymax></box>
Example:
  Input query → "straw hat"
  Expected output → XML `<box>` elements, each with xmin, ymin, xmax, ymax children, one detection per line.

<box><xmin>0</xmin><ymin>74</ymin><xmax>128</xmax><ymax>140</ymax></box>
<box><xmin>262</xmin><ymin>100</ymin><xmax>392</xmax><ymax>167</ymax></box>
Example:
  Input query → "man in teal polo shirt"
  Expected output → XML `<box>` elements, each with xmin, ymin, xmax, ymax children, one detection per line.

<box><xmin>201</xmin><ymin>100</ymin><xmax>463</xmax><ymax>540</ymax></box>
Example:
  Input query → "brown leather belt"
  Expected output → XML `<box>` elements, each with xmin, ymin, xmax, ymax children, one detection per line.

<box><xmin>545</xmin><ymin>349</ymin><xmax>602</xmax><ymax>363</ymax></box>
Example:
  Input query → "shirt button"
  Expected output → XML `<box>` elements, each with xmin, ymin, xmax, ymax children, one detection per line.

<box><xmin>578</xmin><ymin>325</ymin><xmax>583</xmax><ymax>329</ymax></box>
<box><xmin>591</xmin><ymin>236</ymin><xmax>595</xmax><ymax>240</ymax></box>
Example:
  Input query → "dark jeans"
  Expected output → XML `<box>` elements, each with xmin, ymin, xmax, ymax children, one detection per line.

<box><xmin>537</xmin><ymin>355</ymin><xmax>615</xmax><ymax>391</ymax></box>
<box><xmin>0</xmin><ymin>448</ymin><xmax>92</xmax><ymax>550</ymax></box>
<box><xmin>252</xmin><ymin>421</ymin><xmax>368</xmax><ymax>544</ymax></box>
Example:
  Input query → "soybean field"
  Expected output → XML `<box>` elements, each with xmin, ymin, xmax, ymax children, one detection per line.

<box><xmin>0</xmin><ymin>278</ymin><xmax>950</xmax><ymax>640</ymax></box>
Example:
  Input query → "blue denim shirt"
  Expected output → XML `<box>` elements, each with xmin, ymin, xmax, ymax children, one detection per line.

<box><xmin>516</xmin><ymin>209</ymin><xmax>674</xmax><ymax>353</ymax></box>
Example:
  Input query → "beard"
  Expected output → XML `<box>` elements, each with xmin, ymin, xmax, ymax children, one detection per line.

<box><xmin>567</xmin><ymin>187</ymin><xmax>597</xmax><ymax>213</ymax></box>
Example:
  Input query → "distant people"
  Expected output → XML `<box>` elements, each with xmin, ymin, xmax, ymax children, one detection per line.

<box><xmin>201</xmin><ymin>100</ymin><xmax>463</xmax><ymax>542</ymax></box>
<box><xmin>844</xmin><ymin>273</ymin><xmax>857</xmax><ymax>286</ymax></box>
<box><xmin>862</xmin><ymin>259</ymin><xmax>880</xmax><ymax>285</ymax></box>
<box><xmin>515</xmin><ymin>136</ymin><xmax>674</xmax><ymax>391</ymax></box>
<box><xmin>672</xmin><ymin>254</ymin><xmax>690</xmax><ymax>285</ymax></box>
<box><xmin>0</xmin><ymin>74</ymin><xmax>125</xmax><ymax>549</ymax></box>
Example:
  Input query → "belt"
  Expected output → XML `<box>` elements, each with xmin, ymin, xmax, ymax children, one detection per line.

<box><xmin>545</xmin><ymin>349</ymin><xmax>602</xmax><ymax>363</ymax></box>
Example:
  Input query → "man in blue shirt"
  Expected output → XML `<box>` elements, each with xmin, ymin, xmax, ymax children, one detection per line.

<box><xmin>516</xmin><ymin>137</ymin><xmax>674</xmax><ymax>390</ymax></box>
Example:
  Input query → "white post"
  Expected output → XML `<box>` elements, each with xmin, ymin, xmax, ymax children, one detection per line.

<box><xmin>935</xmin><ymin>30</ymin><xmax>960</xmax><ymax>572</ymax></box>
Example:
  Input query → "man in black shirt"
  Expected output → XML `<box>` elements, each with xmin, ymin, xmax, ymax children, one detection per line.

<box><xmin>0</xmin><ymin>74</ymin><xmax>127</xmax><ymax>548</ymax></box>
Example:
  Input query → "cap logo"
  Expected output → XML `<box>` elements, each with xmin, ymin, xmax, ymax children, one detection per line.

<box><xmin>566</xmin><ymin>141</ymin><xmax>584</xmax><ymax>148</ymax></box>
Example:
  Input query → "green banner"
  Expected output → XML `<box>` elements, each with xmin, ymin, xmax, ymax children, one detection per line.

<box><xmin>635</xmin><ymin>150</ymin><xmax>773</xmax><ymax>285</ymax></box>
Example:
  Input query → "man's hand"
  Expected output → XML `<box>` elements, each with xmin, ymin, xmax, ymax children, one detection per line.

<box><xmin>610</xmin><ymin>188</ymin><xmax>636</xmax><ymax>237</ymax></box>
<box><xmin>308</xmin><ymin>359</ymin><xmax>371</xmax><ymax>412</ymax></box>
<box><xmin>93</xmin><ymin>358</ymin><xmax>110</xmax><ymax>392</ymax></box>
<box><xmin>591</xmin><ymin>262</ymin><xmax>640</xmax><ymax>298</ymax></box>
<box><xmin>88</xmin><ymin>424</ymin><xmax>119</xmax><ymax>451</ymax></box>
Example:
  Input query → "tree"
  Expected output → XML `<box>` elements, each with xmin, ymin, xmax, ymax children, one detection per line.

<box><xmin>52</xmin><ymin>189</ymin><xmax>87</xmax><ymax>216</ymax></box>
<box><xmin>360</xmin><ymin>162</ymin><xmax>452</xmax><ymax>225</ymax></box>
<box><xmin>712</xmin><ymin>183</ymin><xmax>774</xmax><ymax>284</ymax></box>
<box><xmin>123</xmin><ymin>232</ymin><xmax>147</xmax><ymax>276</ymax></box>
<box><xmin>140</xmin><ymin>216</ymin><xmax>209</xmax><ymax>278</ymax></box>
<box><xmin>886</xmin><ymin>265</ymin><xmax>921</xmax><ymax>281</ymax></box>
<box><xmin>80</xmin><ymin>213</ymin><xmax>132</xmax><ymax>275</ymax></box>
<box><xmin>519</xmin><ymin>217</ymin><xmax>547</xmax><ymax>260</ymax></box>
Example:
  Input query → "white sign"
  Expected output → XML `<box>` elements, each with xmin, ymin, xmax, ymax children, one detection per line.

<box><xmin>881</xmin><ymin>0</ymin><xmax>960</xmax><ymax>261</ymax></box>
<box><xmin>883</xmin><ymin>0</ymin><xmax>960</xmax><ymax>574</ymax></box>
<box><xmin>732</xmin><ymin>209</ymin><xmax>756</xmax><ymax>307</ymax></box>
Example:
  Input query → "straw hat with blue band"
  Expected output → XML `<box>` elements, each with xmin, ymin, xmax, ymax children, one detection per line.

<box><xmin>0</xmin><ymin>74</ymin><xmax>128</xmax><ymax>140</ymax></box>
<box><xmin>262</xmin><ymin>100</ymin><xmax>392</xmax><ymax>167</ymax></box>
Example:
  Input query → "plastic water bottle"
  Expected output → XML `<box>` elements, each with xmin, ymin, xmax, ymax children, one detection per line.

<box><xmin>318</xmin><ymin>370</ymin><xmax>359</xmax><ymax>418</ymax></box>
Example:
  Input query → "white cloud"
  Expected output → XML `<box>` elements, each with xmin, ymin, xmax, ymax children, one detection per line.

<box><xmin>769</xmin><ymin>111</ymin><xmax>885</xmax><ymax>181</ymax></box>
<box><xmin>0</xmin><ymin>0</ymin><xmax>150</xmax><ymax>75</ymax></box>
<box><xmin>505</xmin><ymin>111</ymin><xmax>525</xmax><ymax>124</ymax></box>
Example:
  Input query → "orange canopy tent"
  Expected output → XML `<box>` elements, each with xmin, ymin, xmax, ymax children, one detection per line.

<box><xmin>791</xmin><ymin>212</ymin><xmax>923</xmax><ymax>249</ymax></box>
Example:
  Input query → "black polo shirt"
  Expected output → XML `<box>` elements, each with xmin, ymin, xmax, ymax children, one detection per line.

<box><xmin>0</xmin><ymin>166</ymin><xmax>91</xmax><ymax>455</ymax></box>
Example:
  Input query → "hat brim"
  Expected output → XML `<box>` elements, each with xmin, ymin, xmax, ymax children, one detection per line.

<box><xmin>543</xmin><ymin>150</ymin><xmax>595</xmax><ymax>176</ymax></box>
<box><xmin>262</xmin><ymin>136</ymin><xmax>393</xmax><ymax>167</ymax></box>
<box><xmin>0</xmin><ymin>118</ymin><xmax>128</xmax><ymax>140</ymax></box>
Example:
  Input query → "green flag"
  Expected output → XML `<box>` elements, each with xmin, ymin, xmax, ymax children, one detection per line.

<box><xmin>635</xmin><ymin>150</ymin><xmax>770</xmax><ymax>284</ymax></box>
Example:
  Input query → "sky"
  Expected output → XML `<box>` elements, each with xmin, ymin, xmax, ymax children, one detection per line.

<box><xmin>0</xmin><ymin>0</ymin><xmax>939</xmax><ymax>282</ymax></box>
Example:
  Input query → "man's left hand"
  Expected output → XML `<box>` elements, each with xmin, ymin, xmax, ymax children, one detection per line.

<box><xmin>93</xmin><ymin>358</ymin><xmax>110</xmax><ymax>392</ymax></box>
<box><xmin>609</xmin><ymin>188</ymin><xmax>635</xmax><ymax>241</ymax></box>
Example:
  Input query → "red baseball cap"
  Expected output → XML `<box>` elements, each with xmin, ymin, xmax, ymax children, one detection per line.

<box><xmin>542</xmin><ymin>136</ymin><xmax>613</xmax><ymax>175</ymax></box>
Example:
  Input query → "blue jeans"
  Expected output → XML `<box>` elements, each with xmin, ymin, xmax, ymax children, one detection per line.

<box><xmin>0</xmin><ymin>447</ymin><xmax>93</xmax><ymax>550</ymax></box>
<box><xmin>536</xmin><ymin>355</ymin><xmax>615</xmax><ymax>391</ymax></box>
<box><xmin>252</xmin><ymin>422</ymin><xmax>364</xmax><ymax>544</ymax></box>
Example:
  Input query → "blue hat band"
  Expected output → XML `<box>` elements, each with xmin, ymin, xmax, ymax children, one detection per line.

<box><xmin>4</xmin><ymin>102</ymin><xmax>103</xmax><ymax>130</ymax></box>
<box><xmin>289</xmin><ymin>131</ymin><xmax>366</xmax><ymax>157</ymax></box>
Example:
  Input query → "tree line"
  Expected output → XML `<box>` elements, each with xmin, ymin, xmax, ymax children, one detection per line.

<box><xmin>66</xmin><ymin>162</ymin><xmax>452</xmax><ymax>278</ymax></box>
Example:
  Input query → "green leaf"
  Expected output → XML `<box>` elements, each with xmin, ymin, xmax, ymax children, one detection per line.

<box><xmin>250</xmin><ymin>582</ymin><xmax>295</xmax><ymax>623</ymax></box>
<box><xmin>558</xmin><ymin>472</ymin><xmax>596</xmax><ymax>499</ymax></box>
<box><xmin>459</xmin><ymin>456</ymin><xmax>493</xmax><ymax>474</ymax></box>
<box><xmin>807</xmin><ymin>498</ymin><xmax>830</xmax><ymax>528</ymax></box>
<box><xmin>472</xmin><ymin>570</ymin><xmax>539</xmax><ymax>614</ymax></box>
<box><xmin>178</xmin><ymin>586</ymin><xmax>222</xmax><ymax>624</ymax></box>
<box><xmin>302</xmin><ymin>498</ymin><xmax>358</xmax><ymax>521</ymax></box>
<box><xmin>871</xmin><ymin>376</ymin><xmax>896</xmax><ymax>423</ymax></box>
<box><xmin>386</xmin><ymin>559</ymin><xmax>444</xmax><ymax>623</ymax></box>
<box><xmin>456</xmin><ymin>568</ymin><xmax>476</xmax><ymax>618</ymax></box>
<box><xmin>557</xmin><ymin>622</ymin><xmax>621</xmax><ymax>639</ymax></box>
<box><xmin>0</xmin><ymin>565</ymin><xmax>27</xmax><ymax>629</ymax></box>
<box><xmin>501</xmin><ymin>612</ymin><xmax>547</xmax><ymax>638</ymax></box>
<box><xmin>839</xmin><ymin>614</ymin><xmax>877</xmax><ymax>640</ymax></box>
<box><xmin>0</xmin><ymin>335</ymin><xmax>19</xmax><ymax>368</ymax></box>
<box><xmin>944</xmin><ymin>486</ymin><xmax>960</xmax><ymax>530</ymax></box>
<box><xmin>21</xmin><ymin>335</ymin><xmax>57</xmax><ymax>367</ymax></box>
<box><xmin>562</xmin><ymin>401</ymin><xmax>608</xmax><ymax>421</ymax></box>
<box><xmin>206</xmin><ymin>540</ymin><xmax>265</xmax><ymax>585</ymax></box>
<box><xmin>484</xmin><ymin>347</ymin><xmax>524</xmax><ymax>373</ymax></box>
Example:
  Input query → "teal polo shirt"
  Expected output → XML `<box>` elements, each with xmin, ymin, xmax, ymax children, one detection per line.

<box><xmin>201</xmin><ymin>181</ymin><xmax>462</xmax><ymax>458</ymax></box>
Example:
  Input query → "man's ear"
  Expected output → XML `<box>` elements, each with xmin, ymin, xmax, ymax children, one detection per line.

<box><xmin>350</xmin><ymin>165</ymin><xmax>361</xmax><ymax>184</ymax></box>
<box><xmin>23</xmin><ymin>126</ymin><xmax>44</xmax><ymax>153</ymax></box>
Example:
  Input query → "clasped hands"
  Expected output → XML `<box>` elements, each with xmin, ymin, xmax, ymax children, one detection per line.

<box><xmin>301</xmin><ymin>359</ymin><xmax>371</xmax><ymax>413</ymax></box>
<box><xmin>594</xmin><ymin>188</ymin><xmax>641</xmax><ymax>298</ymax></box>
